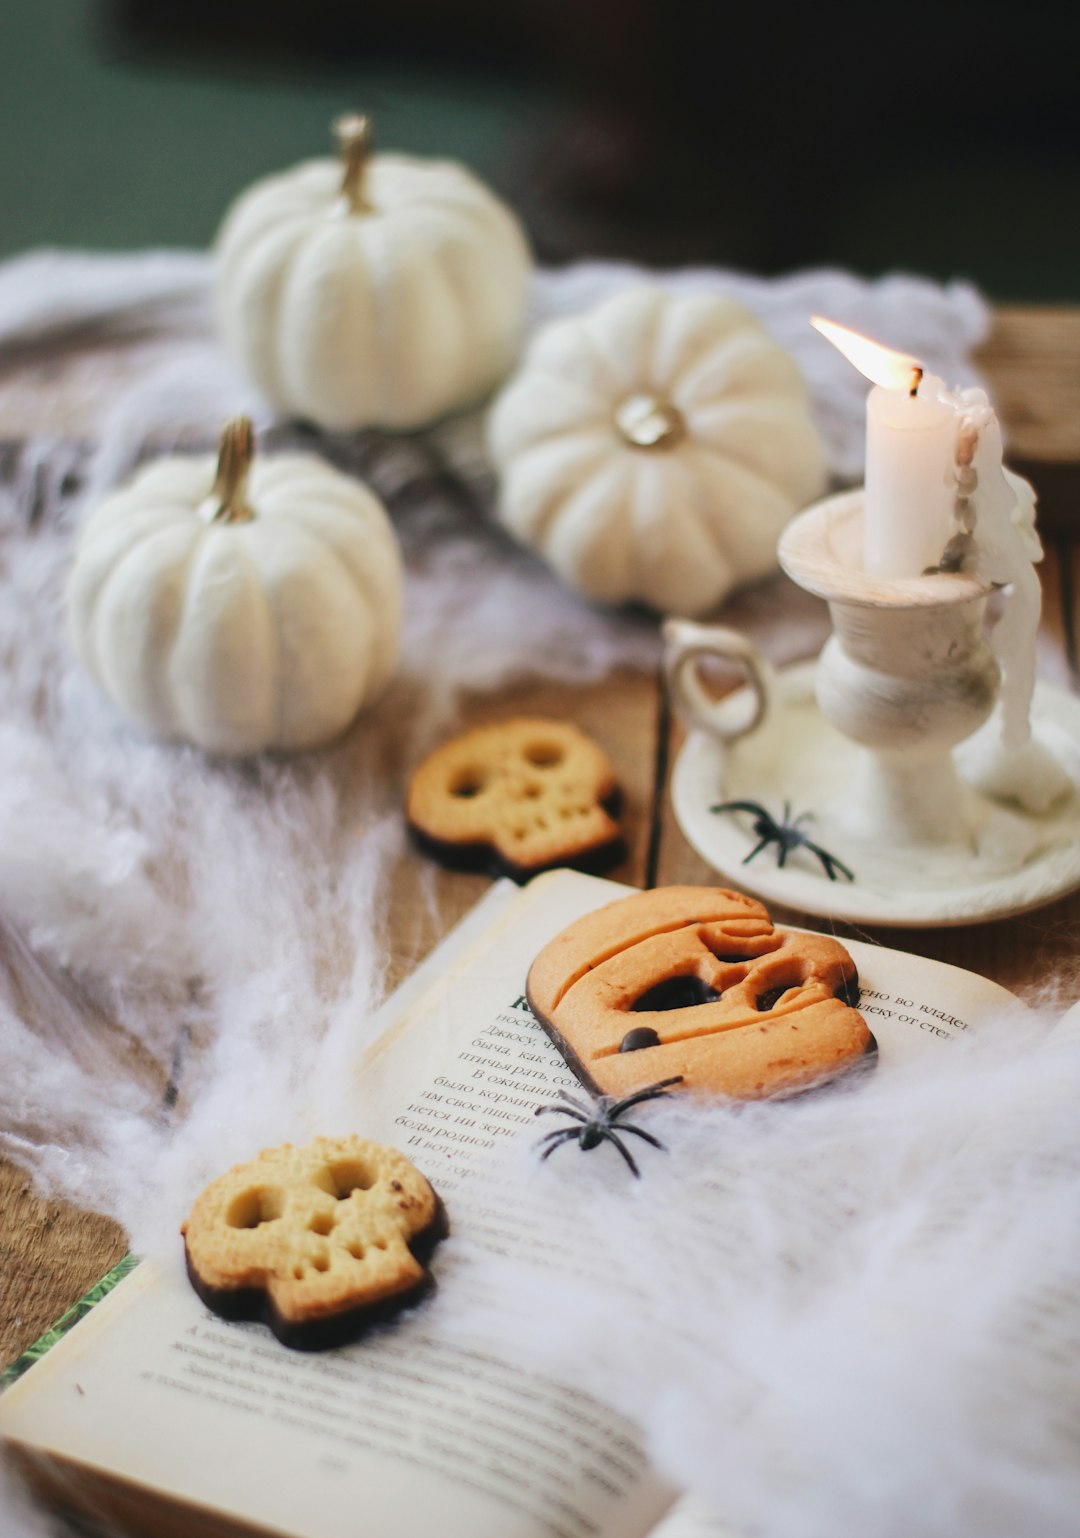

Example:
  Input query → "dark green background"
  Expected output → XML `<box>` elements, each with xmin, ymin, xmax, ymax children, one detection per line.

<box><xmin>2</xmin><ymin>0</ymin><xmax>1078</xmax><ymax>302</ymax></box>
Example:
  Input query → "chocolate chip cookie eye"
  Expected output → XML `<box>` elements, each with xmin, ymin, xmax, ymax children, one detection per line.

<box><xmin>181</xmin><ymin>1136</ymin><xmax>447</xmax><ymax>1350</ymax></box>
<box><xmin>406</xmin><ymin>718</ymin><xmax>625</xmax><ymax>882</ymax></box>
<box><xmin>526</xmin><ymin>886</ymin><xmax>873</xmax><ymax>1102</ymax></box>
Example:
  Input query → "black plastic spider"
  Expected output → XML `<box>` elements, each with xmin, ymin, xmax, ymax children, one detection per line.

<box><xmin>534</xmin><ymin>1077</ymin><xmax>684</xmax><ymax>1177</ymax></box>
<box><xmin>710</xmin><ymin>799</ymin><xmax>854</xmax><ymax>882</ymax></box>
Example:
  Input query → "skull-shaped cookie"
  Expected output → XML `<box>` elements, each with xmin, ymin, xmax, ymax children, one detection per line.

<box><xmin>527</xmin><ymin>886</ymin><xmax>873</xmax><ymax>1101</ymax></box>
<box><xmin>181</xmin><ymin>1136</ymin><xmax>446</xmax><ymax>1349</ymax></box>
<box><xmin>406</xmin><ymin>717</ymin><xmax>624</xmax><ymax>881</ymax></box>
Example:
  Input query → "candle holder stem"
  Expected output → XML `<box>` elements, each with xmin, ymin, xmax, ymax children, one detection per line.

<box><xmin>797</xmin><ymin>517</ymin><xmax>1000</xmax><ymax>852</ymax></box>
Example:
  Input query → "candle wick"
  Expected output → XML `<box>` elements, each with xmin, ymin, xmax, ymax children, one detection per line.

<box><xmin>909</xmin><ymin>366</ymin><xmax>923</xmax><ymax>399</ymax></box>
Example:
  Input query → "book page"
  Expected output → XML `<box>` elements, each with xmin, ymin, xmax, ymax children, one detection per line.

<box><xmin>1049</xmin><ymin>996</ymin><xmax>1080</xmax><ymax>1042</ymax></box>
<box><xmin>0</xmin><ymin>870</ymin><xmax>1023</xmax><ymax>1538</ymax></box>
<box><xmin>0</xmin><ymin>873</ymin><xmax>678</xmax><ymax>1538</ymax></box>
<box><xmin>647</xmin><ymin>1495</ymin><xmax>739</xmax><ymax>1538</ymax></box>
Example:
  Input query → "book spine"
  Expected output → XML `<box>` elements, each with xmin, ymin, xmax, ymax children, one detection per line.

<box><xmin>1</xmin><ymin>1254</ymin><xmax>140</xmax><ymax>1392</ymax></box>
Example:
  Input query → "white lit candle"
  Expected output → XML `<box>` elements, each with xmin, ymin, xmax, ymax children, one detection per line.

<box><xmin>811</xmin><ymin>317</ymin><xmax>1066</xmax><ymax>809</ymax></box>
<box><xmin>812</xmin><ymin>317</ymin><xmax>958</xmax><ymax>577</ymax></box>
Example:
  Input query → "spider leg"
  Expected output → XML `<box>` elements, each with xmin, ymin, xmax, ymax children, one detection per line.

<box><xmin>534</xmin><ymin>1103</ymin><xmax>589</xmax><ymax>1123</ymax></box>
<box><xmin>537</xmin><ymin>1129</ymin><xmax>582</xmax><ymax>1162</ymax></box>
<box><xmin>742</xmin><ymin>834</ymin><xmax>773</xmax><ymax>867</ymax></box>
<box><xmin>557</xmin><ymin>1088</ymin><xmax>600</xmax><ymax>1115</ymax></box>
<box><xmin>608</xmin><ymin>1076</ymin><xmax>684</xmax><ymax>1115</ymax></box>
<box><xmin>804</xmin><ymin>841</ymin><xmax>855</xmax><ymax>882</ymax></box>
<box><xmin>601</xmin><ymin>1131</ymin><xmax>642</xmax><ymax>1178</ymax></box>
<box><xmin>536</xmin><ymin>1127</ymin><xmax>584</xmax><ymax>1147</ymax></box>
<box><xmin>710</xmin><ymin>800</ymin><xmax>771</xmax><ymax>818</ymax></box>
<box><xmin>537</xmin><ymin>1088</ymin><xmax>596</xmax><ymax>1118</ymax></box>
<box><xmin>614</xmin><ymin>1122</ymin><xmax>666</xmax><ymax>1150</ymax></box>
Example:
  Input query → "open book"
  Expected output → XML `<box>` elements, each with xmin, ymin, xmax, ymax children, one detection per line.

<box><xmin>0</xmin><ymin>869</ymin><xmax>1036</xmax><ymax>1538</ymax></box>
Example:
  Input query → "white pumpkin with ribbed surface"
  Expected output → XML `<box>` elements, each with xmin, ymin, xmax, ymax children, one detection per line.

<box><xmin>215</xmin><ymin>116</ymin><xmax>532</xmax><ymax>432</ymax></box>
<box><xmin>488</xmin><ymin>287</ymin><xmax>827</xmax><ymax>617</ymax></box>
<box><xmin>68</xmin><ymin>420</ymin><xmax>403</xmax><ymax>756</ymax></box>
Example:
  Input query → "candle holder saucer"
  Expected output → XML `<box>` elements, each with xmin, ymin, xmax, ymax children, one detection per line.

<box><xmin>668</xmin><ymin>661</ymin><xmax>1080</xmax><ymax>927</ymax></box>
<box><xmin>664</xmin><ymin>490</ymin><xmax>1080</xmax><ymax>928</ymax></box>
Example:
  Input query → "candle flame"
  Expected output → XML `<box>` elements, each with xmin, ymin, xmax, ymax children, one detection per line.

<box><xmin>810</xmin><ymin>316</ymin><xmax>924</xmax><ymax>391</ymax></box>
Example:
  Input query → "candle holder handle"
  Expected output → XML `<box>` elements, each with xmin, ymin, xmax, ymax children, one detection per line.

<box><xmin>662</xmin><ymin>619</ymin><xmax>774</xmax><ymax>744</ymax></box>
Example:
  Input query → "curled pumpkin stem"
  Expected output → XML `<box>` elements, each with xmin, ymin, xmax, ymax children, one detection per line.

<box><xmin>210</xmin><ymin>417</ymin><xmax>256</xmax><ymax>525</ymax></box>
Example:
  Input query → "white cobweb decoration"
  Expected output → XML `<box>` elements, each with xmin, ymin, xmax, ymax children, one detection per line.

<box><xmin>0</xmin><ymin>249</ymin><xmax>997</xmax><ymax>1535</ymax></box>
<box><xmin>433</xmin><ymin>1005</ymin><xmax>1080</xmax><ymax>1538</ymax></box>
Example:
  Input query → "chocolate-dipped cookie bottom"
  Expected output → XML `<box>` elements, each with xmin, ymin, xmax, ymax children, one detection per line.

<box><xmin>184</xmin><ymin>1196</ymin><xmax>449</xmax><ymax>1352</ymax></box>
<box><xmin>409</xmin><ymin>788</ymin><xmax>626</xmax><ymax>885</ymax></box>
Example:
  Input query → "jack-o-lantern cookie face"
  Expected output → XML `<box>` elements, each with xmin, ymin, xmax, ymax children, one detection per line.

<box><xmin>407</xmin><ymin>718</ymin><xmax>624</xmax><ymax>882</ymax></box>
<box><xmin>181</xmin><ymin>1136</ymin><xmax>447</xmax><ymax>1349</ymax></box>
<box><xmin>527</xmin><ymin>887</ymin><xmax>872</xmax><ymax>1101</ymax></box>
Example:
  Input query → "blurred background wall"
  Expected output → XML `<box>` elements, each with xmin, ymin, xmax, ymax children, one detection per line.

<box><xmin>2</xmin><ymin>0</ymin><xmax>1078</xmax><ymax>301</ymax></box>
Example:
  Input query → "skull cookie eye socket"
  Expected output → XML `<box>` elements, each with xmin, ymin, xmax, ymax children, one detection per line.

<box><xmin>524</xmin><ymin>742</ymin><xmax>564</xmax><ymax>768</ymax></box>
<box><xmin>226</xmin><ymin>1186</ymin><xmax>284</xmax><ymax>1229</ymax></box>
<box><xmin>449</xmin><ymin>767</ymin><xmax>487</xmax><ymax>798</ymax></box>
<box><xmin>326</xmin><ymin>1159</ymin><xmax>377</xmax><ymax>1199</ymax></box>
<box><xmin>756</xmin><ymin>985</ymin><xmax>791</xmax><ymax>1012</ymax></box>
<box><xmin>632</xmin><ymin>976</ymin><xmax>722</xmax><ymax>1013</ymax></box>
<box><xmin>755</xmin><ymin>974</ymin><xmax>859</xmax><ymax>1012</ymax></box>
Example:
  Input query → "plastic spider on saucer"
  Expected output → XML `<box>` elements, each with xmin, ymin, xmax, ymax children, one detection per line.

<box><xmin>533</xmin><ymin>1077</ymin><xmax>683</xmax><ymax>1177</ymax></box>
<box><xmin>710</xmin><ymin>799</ymin><xmax>854</xmax><ymax>882</ymax></box>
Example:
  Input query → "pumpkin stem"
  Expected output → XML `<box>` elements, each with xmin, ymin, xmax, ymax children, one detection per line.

<box><xmin>613</xmin><ymin>394</ymin><xmax>687</xmax><ymax>451</ymax></box>
<box><xmin>210</xmin><ymin>417</ymin><xmax>256</xmax><ymax>525</ymax></box>
<box><xmin>334</xmin><ymin>113</ymin><xmax>374</xmax><ymax>214</ymax></box>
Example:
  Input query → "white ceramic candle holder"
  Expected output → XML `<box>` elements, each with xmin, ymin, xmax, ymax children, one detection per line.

<box><xmin>667</xmin><ymin>490</ymin><xmax>1080</xmax><ymax>926</ymax></box>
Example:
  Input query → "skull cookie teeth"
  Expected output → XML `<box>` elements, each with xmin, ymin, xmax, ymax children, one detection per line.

<box><xmin>526</xmin><ymin>886</ymin><xmax>874</xmax><ymax>1102</ymax></box>
<box><xmin>181</xmin><ymin>1136</ymin><xmax>447</xmax><ymax>1350</ymax></box>
<box><xmin>406</xmin><ymin>718</ymin><xmax>624</xmax><ymax>883</ymax></box>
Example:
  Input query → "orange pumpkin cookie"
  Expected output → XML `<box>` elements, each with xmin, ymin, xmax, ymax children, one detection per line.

<box><xmin>527</xmin><ymin>886</ymin><xmax>873</xmax><ymax>1101</ymax></box>
<box><xmin>406</xmin><ymin>718</ymin><xmax>624</xmax><ymax>883</ymax></box>
<box><xmin>181</xmin><ymin>1136</ymin><xmax>447</xmax><ymax>1350</ymax></box>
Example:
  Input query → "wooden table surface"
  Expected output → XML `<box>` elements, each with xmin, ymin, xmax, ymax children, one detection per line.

<box><xmin>2</xmin><ymin>305</ymin><xmax>1079</xmax><ymax>1373</ymax></box>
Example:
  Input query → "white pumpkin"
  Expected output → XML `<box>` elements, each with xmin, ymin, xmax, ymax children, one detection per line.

<box><xmin>68</xmin><ymin>419</ymin><xmax>403</xmax><ymax>756</ymax></box>
<box><xmin>487</xmin><ymin>287</ymin><xmax>827</xmax><ymax>617</ymax></box>
<box><xmin>215</xmin><ymin>115</ymin><xmax>533</xmax><ymax>432</ymax></box>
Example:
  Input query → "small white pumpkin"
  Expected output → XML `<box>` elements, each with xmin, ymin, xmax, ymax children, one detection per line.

<box><xmin>488</xmin><ymin>287</ymin><xmax>828</xmax><ymax>617</ymax></box>
<box><xmin>215</xmin><ymin>116</ymin><xmax>533</xmax><ymax>432</ymax></box>
<box><xmin>68</xmin><ymin>419</ymin><xmax>403</xmax><ymax>756</ymax></box>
